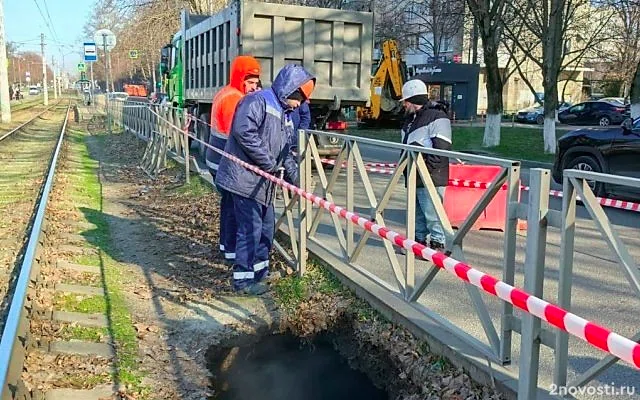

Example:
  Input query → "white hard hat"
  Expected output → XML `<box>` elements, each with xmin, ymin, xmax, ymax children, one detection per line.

<box><xmin>400</xmin><ymin>79</ymin><xmax>428</xmax><ymax>101</ymax></box>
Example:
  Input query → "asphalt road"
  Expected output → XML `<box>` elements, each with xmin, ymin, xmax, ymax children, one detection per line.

<box><xmin>285</xmin><ymin>141</ymin><xmax>640</xmax><ymax>398</ymax></box>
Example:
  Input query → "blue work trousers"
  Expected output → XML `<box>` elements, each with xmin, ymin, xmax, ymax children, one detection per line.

<box><xmin>231</xmin><ymin>194</ymin><xmax>274</xmax><ymax>290</ymax></box>
<box><xmin>218</xmin><ymin>189</ymin><xmax>237</xmax><ymax>260</ymax></box>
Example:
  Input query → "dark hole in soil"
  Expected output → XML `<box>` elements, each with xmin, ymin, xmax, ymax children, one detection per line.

<box><xmin>206</xmin><ymin>333</ymin><xmax>388</xmax><ymax>400</ymax></box>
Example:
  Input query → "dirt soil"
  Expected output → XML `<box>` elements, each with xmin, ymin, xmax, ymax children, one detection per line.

<box><xmin>85</xmin><ymin>130</ymin><xmax>279</xmax><ymax>399</ymax></box>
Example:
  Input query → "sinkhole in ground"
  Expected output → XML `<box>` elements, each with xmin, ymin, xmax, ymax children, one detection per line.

<box><xmin>206</xmin><ymin>333</ymin><xmax>388</xmax><ymax>400</ymax></box>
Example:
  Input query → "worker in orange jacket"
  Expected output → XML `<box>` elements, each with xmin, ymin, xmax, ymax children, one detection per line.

<box><xmin>205</xmin><ymin>56</ymin><xmax>261</xmax><ymax>262</ymax></box>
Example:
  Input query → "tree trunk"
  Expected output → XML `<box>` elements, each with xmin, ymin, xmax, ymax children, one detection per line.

<box><xmin>541</xmin><ymin>0</ymin><xmax>565</xmax><ymax>154</ymax></box>
<box><xmin>631</xmin><ymin>60</ymin><xmax>640</xmax><ymax>119</ymax></box>
<box><xmin>482</xmin><ymin>43</ymin><xmax>503</xmax><ymax>147</ymax></box>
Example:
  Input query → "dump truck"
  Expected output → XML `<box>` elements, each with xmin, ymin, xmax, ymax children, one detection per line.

<box><xmin>159</xmin><ymin>0</ymin><xmax>374</xmax><ymax>156</ymax></box>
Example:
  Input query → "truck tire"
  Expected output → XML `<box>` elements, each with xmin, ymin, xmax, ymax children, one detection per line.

<box><xmin>198</xmin><ymin>113</ymin><xmax>211</xmax><ymax>160</ymax></box>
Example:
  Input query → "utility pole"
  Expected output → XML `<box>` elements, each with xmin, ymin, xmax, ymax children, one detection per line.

<box><xmin>0</xmin><ymin>1</ymin><xmax>12</xmax><ymax>123</ymax></box>
<box><xmin>41</xmin><ymin>33</ymin><xmax>48</xmax><ymax>106</ymax></box>
<box><xmin>52</xmin><ymin>57</ymin><xmax>58</xmax><ymax>100</ymax></box>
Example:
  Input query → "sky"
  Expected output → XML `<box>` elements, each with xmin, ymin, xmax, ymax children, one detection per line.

<box><xmin>5</xmin><ymin>0</ymin><xmax>95</xmax><ymax>74</ymax></box>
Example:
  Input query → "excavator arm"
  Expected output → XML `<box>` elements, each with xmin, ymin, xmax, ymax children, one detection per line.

<box><xmin>360</xmin><ymin>40</ymin><xmax>406</xmax><ymax>120</ymax></box>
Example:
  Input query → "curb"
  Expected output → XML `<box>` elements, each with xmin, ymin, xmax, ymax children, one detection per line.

<box><xmin>459</xmin><ymin>150</ymin><xmax>553</xmax><ymax>170</ymax></box>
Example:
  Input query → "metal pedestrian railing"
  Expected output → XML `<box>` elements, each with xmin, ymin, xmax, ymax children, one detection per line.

<box><xmin>112</xmin><ymin>100</ymin><xmax>640</xmax><ymax>399</ymax></box>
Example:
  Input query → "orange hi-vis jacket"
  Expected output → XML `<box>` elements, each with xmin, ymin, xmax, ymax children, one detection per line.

<box><xmin>209</xmin><ymin>56</ymin><xmax>261</xmax><ymax>134</ymax></box>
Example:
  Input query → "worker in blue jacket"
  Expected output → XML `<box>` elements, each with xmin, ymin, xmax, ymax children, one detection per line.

<box><xmin>215</xmin><ymin>64</ymin><xmax>315</xmax><ymax>294</ymax></box>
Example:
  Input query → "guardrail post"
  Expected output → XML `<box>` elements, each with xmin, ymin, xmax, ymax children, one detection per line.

<box><xmin>297</xmin><ymin>129</ymin><xmax>309</xmax><ymax>276</ymax></box>
<box><xmin>501</xmin><ymin>162</ymin><xmax>520</xmax><ymax>364</ymax></box>
<box><xmin>346</xmin><ymin>141</ymin><xmax>354</xmax><ymax>255</ymax></box>
<box><xmin>405</xmin><ymin>151</ymin><xmax>417</xmax><ymax>298</ymax></box>
<box><xmin>184</xmin><ymin>117</ymin><xmax>190</xmax><ymax>185</ymax></box>
<box><xmin>553</xmin><ymin>173</ymin><xmax>577</xmax><ymax>388</ymax></box>
<box><xmin>518</xmin><ymin>168</ymin><xmax>550</xmax><ymax>399</ymax></box>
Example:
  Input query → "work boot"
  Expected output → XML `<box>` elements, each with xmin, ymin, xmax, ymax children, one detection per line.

<box><xmin>429</xmin><ymin>240</ymin><xmax>446</xmax><ymax>252</ymax></box>
<box><xmin>236</xmin><ymin>282</ymin><xmax>269</xmax><ymax>296</ymax></box>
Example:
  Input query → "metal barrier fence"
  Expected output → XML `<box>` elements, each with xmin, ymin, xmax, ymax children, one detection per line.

<box><xmin>110</xmin><ymin>101</ymin><xmax>640</xmax><ymax>399</ymax></box>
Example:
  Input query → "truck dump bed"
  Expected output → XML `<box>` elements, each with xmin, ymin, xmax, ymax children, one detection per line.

<box><xmin>182</xmin><ymin>0</ymin><xmax>373</xmax><ymax>105</ymax></box>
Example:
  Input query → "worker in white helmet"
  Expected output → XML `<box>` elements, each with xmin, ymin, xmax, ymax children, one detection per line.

<box><xmin>399</xmin><ymin>79</ymin><xmax>452</xmax><ymax>251</ymax></box>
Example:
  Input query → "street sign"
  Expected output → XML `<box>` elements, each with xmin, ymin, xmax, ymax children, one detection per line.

<box><xmin>77</xmin><ymin>62</ymin><xmax>87</xmax><ymax>72</ymax></box>
<box><xmin>25</xmin><ymin>72</ymin><xmax>30</xmax><ymax>77</ymax></box>
<box><xmin>26</xmin><ymin>77</ymin><xmax>31</xmax><ymax>83</ymax></box>
<box><xmin>128</xmin><ymin>50</ymin><xmax>139</xmax><ymax>59</ymax></box>
<box><xmin>84</xmin><ymin>42</ymin><xmax>97</xmax><ymax>62</ymax></box>
<box><xmin>94</xmin><ymin>29</ymin><xmax>117</xmax><ymax>52</ymax></box>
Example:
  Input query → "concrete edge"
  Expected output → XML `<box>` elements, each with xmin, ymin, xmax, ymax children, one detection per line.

<box><xmin>55</xmin><ymin>283</ymin><xmax>104</xmax><ymax>296</ymax></box>
<box><xmin>459</xmin><ymin>150</ymin><xmax>553</xmax><ymax>170</ymax></box>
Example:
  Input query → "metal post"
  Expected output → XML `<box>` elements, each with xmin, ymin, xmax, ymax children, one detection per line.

<box><xmin>297</xmin><ymin>129</ymin><xmax>309</xmax><ymax>276</ymax></box>
<box><xmin>90</xmin><ymin>62</ymin><xmax>94</xmax><ymax>107</ymax></box>
<box><xmin>553</xmin><ymin>174</ymin><xmax>577</xmax><ymax>387</ymax></box>
<box><xmin>184</xmin><ymin>116</ymin><xmax>190</xmax><ymax>184</ymax></box>
<box><xmin>405</xmin><ymin>151</ymin><xmax>417</xmax><ymax>299</ymax></box>
<box><xmin>52</xmin><ymin>57</ymin><xmax>58</xmax><ymax>100</ymax></box>
<box><xmin>500</xmin><ymin>163</ymin><xmax>520</xmax><ymax>364</ymax></box>
<box><xmin>0</xmin><ymin>1</ymin><xmax>11</xmax><ymax>123</ymax></box>
<box><xmin>41</xmin><ymin>33</ymin><xmax>48</xmax><ymax>106</ymax></box>
<box><xmin>103</xmin><ymin>34</ymin><xmax>111</xmax><ymax>134</ymax></box>
<box><xmin>518</xmin><ymin>168</ymin><xmax>550</xmax><ymax>399</ymax></box>
<box><xmin>346</xmin><ymin>141</ymin><xmax>354</xmax><ymax>255</ymax></box>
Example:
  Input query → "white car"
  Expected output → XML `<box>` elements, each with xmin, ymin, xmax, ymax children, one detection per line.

<box><xmin>28</xmin><ymin>86</ymin><xmax>39</xmax><ymax>95</ymax></box>
<box><xmin>598</xmin><ymin>97</ymin><xmax>627</xmax><ymax>106</ymax></box>
<box><xmin>107</xmin><ymin>92</ymin><xmax>129</xmax><ymax>101</ymax></box>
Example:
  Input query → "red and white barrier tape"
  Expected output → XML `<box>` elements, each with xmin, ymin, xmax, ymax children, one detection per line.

<box><xmin>149</xmin><ymin>109</ymin><xmax>640</xmax><ymax>370</ymax></box>
<box><xmin>319</xmin><ymin>158</ymin><xmax>640</xmax><ymax>213</ymax></box>
<box><xmin>319</xmin><ymin>157</ymin><xmax>396</xmax><ymax>175</ymax></box>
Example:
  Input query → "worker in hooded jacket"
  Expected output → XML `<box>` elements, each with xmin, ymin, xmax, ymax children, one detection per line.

<box><xmin>215</xmin><ymin>64</ymin><xmax>315</xmax><ymax>294</ymax></box>
<box><xmin>206</xmin><ymin>56</ymin><xmax>261</xmax><ymax>263</ymax></box>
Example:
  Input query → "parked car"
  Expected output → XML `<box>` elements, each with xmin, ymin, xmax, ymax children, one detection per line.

<box><xmin>552</xmin><ymin>118</ymin><xmax>640</xmax><ymax>198</ymax></box>
<box><xmin>557</xmin><ymin>101</ymin><xmax>628</xmax><ymax>126</ymax></box>
<box><xmin>107</xmin><ymin>91</ymin><xmax>129</xmax><ymax>101</ymax></box>
<box><xmin>28</xmin><ymin>86</ymin><xmax>40</xmax><ymax>95</ymax></box>
<box><xmin>516</xmin><ymin>102</ymin><xmax>572</xmax><ymax>125</ymax></box>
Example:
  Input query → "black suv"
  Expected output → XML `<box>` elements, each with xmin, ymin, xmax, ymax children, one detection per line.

<box><xmin>552</xmin><ymin>118</ymin><xmax>640</xmax><ymax>198</ymax></box>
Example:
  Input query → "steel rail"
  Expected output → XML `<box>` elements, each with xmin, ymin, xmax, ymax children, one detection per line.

<box><xmin>0</xmin><ymin>101</ymin><xmax>62</xmax><ymax>143</ymax></box>
<box><xmin>0</xmin><ymin>101</ymin><xmax>71</xmax><ymax>397</ymax></box>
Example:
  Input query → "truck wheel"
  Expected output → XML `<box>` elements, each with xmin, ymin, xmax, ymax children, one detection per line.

<box><xmin>198</xmin><ymin>113</ymin><xmax>210</xmax><ymax>160</ymax></box>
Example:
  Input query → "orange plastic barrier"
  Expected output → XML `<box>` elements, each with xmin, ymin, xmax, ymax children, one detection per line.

<box><xmin>443</xmin><ymin>164</ymin><xmax>521</xmax><ymax>231</ymax></box>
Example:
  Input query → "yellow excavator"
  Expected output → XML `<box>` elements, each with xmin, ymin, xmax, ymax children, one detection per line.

<box><xmin>357</xmin><ymin>40</ymin><xmax>408</xmax><ymax>127</ymax></box>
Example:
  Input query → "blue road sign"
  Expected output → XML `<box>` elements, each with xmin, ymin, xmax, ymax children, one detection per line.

<box><xmin>84</xmin><ymin>42</ymin><xmax>97</xmax><ymax>62</ymax></box>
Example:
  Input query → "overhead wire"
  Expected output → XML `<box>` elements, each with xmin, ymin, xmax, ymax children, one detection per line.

<box><xmin>41</xmin><ymin>0</ymin><xmax>60</xmax><ymax>42</ymax></box>
<box><xmin>32</xmin><ymin>0</ymin><xmax>58</xmax><ymax>44</ymax></box>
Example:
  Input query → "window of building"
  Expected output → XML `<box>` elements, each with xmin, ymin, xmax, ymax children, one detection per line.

<box><xmin>407</xmin><ymin>35</ymin><xmax>420</xmax><ymax>50</ymax></box>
